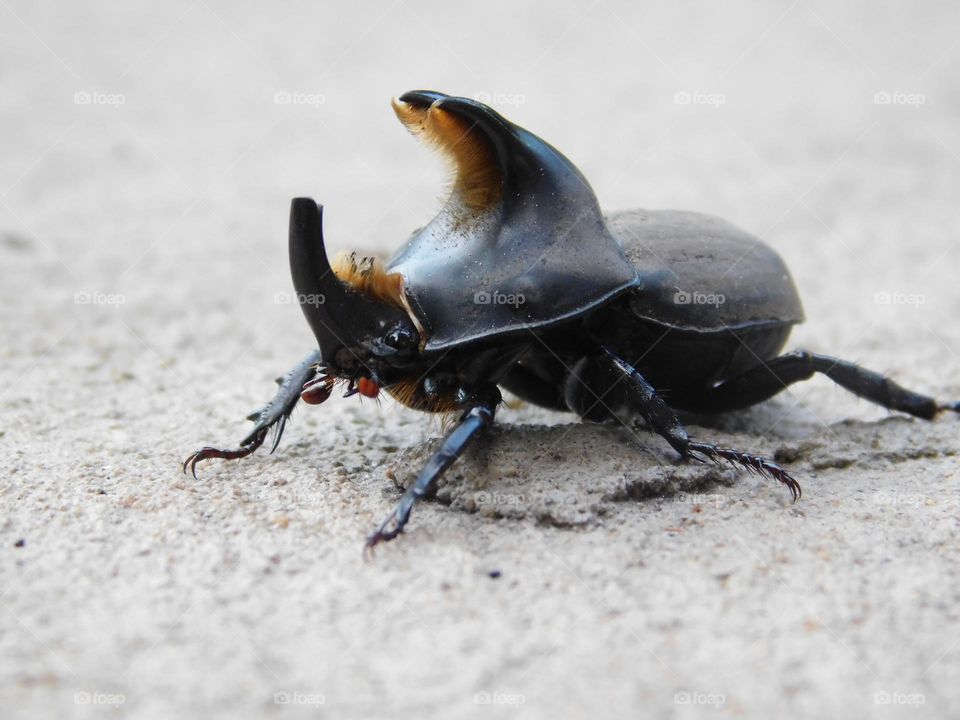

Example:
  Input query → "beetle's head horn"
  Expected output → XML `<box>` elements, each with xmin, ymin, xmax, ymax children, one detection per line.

<box><xmin>288</xmin><ymin>198</ymin><xmax>418</xmax><ymax>371</ymax></box>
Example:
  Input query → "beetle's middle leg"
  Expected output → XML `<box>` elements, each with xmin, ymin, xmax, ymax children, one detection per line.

<box><xmin>573</xmin><ymin>346</ymin><xmax>802</xmax><ymax>499</ymax></box>
<box><xmin>183</xmin><ymin>349</ymin><xmax>323</xmax><ymax>478</ymax></box>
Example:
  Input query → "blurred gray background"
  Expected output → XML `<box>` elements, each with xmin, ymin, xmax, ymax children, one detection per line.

<box><xmin>2</xmin><ymin>2</ymin><xmax>959</xmax><ymax>719</ymax></box>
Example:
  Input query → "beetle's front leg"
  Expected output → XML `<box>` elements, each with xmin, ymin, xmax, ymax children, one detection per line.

<box><xmin>364</xmin><ymin>385</ymin><xmax>501</xmax><ymax>555</ymax></box>
<box><xmin>183</xmin><ymin>349</ymin><xmax>323</xmax><ymax>478</ymax></box>
<box><xmin>599</xmin><ymin>346</ymin><xmax>802</xmax><ymax>500</ymax></box>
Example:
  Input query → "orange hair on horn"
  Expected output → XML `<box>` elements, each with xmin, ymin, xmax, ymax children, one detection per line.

<box><xmin>392</xmin><ymin>98</ymin><xmax>501</xmax><ymax>211</ymax></box>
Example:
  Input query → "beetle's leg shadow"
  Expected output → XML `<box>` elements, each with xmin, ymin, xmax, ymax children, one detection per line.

<box><xmin>669</xmin><ymin>349</ymin><xmax>959</xmax><ymax>419</ymax></box>
<box><xmin>183</xmin><ymin>349</ymin><xmax>323</xmax><ymax>478</ymax></box>
<box><xmin>364</xmin><ymin>385</ymin><xmax>502</xmax><ymax>556</ymax></box>
<box><xmin>597</xmin><ymin>346</ymin><xmax>803</xmax><ymax>500</ymax></box>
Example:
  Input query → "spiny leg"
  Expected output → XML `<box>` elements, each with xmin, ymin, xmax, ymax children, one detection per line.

<box><xmin>600</xmin><ymin>346</ymin><xmax>801</xmax><ymax>500</ymax></box>
<box><xmin>183</xmin><ymin>349</ymin><xmax>323</xmax><ymax>478</ymax></box>
<box><xmin>684</xmin><ymin>441</ymin><xmax>800</xmax><ymax>500</ymax></box>
<box><xmin>671</xmin><ymin>349</ymin><xmax>959</xmax><ymax>419</ymax></box>
<box><xmin>365</xmin><ymin>385</ymin><xmax>501</xmax><ymax>554</ymax></box>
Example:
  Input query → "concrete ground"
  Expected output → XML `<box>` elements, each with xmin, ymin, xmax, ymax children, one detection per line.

<box><xmin>2</xmin><ymin>1</ymin><xmax>960</xmax><ymax>718</ymax></box>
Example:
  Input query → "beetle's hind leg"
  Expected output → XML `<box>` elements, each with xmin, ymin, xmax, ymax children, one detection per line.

<box><xmin>670</xmin><ymin>349</ymin><xmax>959</xmax><ymax>419</ymax></box>
<box><xmin>183</xmin><ymin>349</ymin><xmax>323</xmax><ymax>478</ymax></box>
<box><xmin>595</xmin><ymin>347</ymin><xmax>802</xmax><ymax>499</ymax></box>
<box><xmin>364</xmin><ymin>385</ymin><xmax>501</xmax><ymax>555</ymax></box>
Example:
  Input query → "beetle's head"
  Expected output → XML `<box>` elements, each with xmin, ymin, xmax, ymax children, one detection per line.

<box><xmin>288</xmin><ymin>198</ymin><xmax>420</xmax><ymax>384</ymax></box>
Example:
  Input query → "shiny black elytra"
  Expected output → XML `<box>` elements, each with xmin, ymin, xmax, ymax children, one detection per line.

<box><xmin>185</xmin><ymin>90</ymin><xmax>959</xmax><ymax>552</ymax></box>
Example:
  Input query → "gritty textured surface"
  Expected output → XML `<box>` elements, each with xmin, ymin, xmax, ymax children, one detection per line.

<box><xmin>2</xmin><ymin>2</ymin><xmax>960</xmax><ymax>719</ymax></box>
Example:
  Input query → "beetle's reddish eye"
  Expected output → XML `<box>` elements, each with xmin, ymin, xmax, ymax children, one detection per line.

<box><xmin>357</xmin><ymin>377</ymin><xmax>380</xmax><ymax>398</ymax></box>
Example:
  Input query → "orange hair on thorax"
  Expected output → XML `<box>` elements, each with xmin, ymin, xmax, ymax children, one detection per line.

<box><xmin>331</xmin><ymin>251</ymin><xmax>406</xmax><ymax>309</ymax></box>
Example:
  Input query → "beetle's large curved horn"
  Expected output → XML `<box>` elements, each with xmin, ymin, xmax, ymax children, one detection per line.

<box><xmin>386</xmin><ymin>91</ymin><xmax>639</xmax><ymax>351</ymax></box>
<box><xmin>288</xmin><ymin>198</ymin><xmax>414</xmax><ymax>364</ymax></box>
<box><xmin>392</xmin><ymin>90</ymin><xmax>598</xmax><ymax>217</ymax></box>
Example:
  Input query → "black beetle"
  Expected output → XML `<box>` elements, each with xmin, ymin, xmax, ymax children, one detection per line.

<box><xmin>185</xmin><ymin>90</ymin><xmax>959</xmax><ymax>551</ymax></box>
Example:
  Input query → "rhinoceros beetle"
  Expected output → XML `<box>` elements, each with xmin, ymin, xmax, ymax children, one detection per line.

<box><xmin>185</xmin><ymin>89</ymin><xmax>959</xmax><ymax>551</ymax></box>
